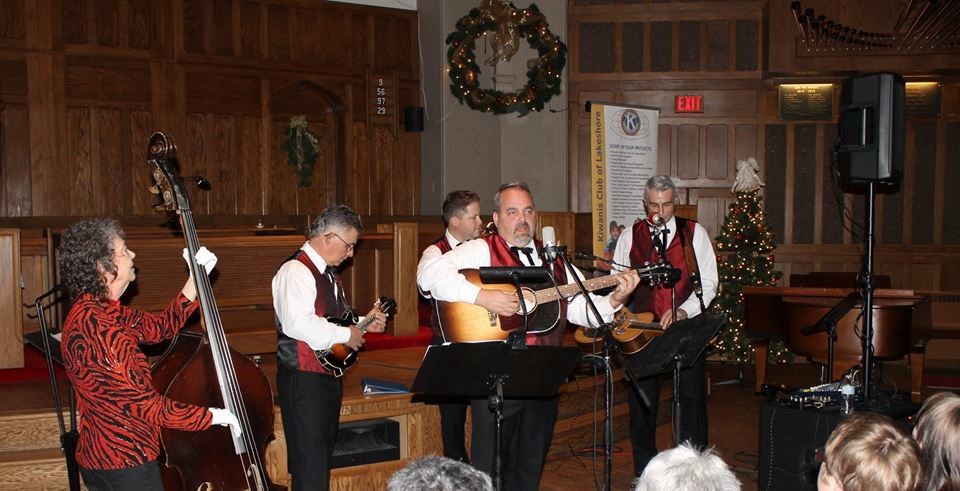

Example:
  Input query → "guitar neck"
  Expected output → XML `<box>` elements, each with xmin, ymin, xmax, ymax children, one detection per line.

<box><xmin>533</xmin><ymin>274</ymin><xmax>623</xmax><ymax>304</ymax></box>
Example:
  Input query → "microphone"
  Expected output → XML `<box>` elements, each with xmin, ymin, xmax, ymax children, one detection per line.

<box><xmin>541</xmin><ymin>226</ymin><xmax>559</xmax><ymax>262</ymax></box>
<box><xmin>575</xmin><ymin>251</ymin><xmax>612</xmax><ymax>263</ymax></box>
<box><xmin>647</xmin><ymin>213</ymin><xmax>665</xmax><ymax>229</ymax></box>
<box><xmin>478</xmin><ymin>266</ymin><xmax>551</xmax><ymax>284</ymax></box>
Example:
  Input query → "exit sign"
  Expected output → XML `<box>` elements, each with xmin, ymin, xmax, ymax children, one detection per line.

<box><xmin>675</xmin><ymin>95</ymin><xmax>703</xmax><ymax>113</ymax></box>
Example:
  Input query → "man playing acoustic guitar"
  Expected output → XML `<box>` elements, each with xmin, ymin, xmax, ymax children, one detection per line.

<box><xmin>420</xmin><ymin>182</ymin><xmax>639</xmax><ymax>489</ymax></box>
<box><xmin>612</xmin><ymin>175</ymin><xmax>719</xmax><ymax>478</ymax></box>
<box><xmin>272</xmin><ymin>204</ymin><xmax>387</xmax><ymax>491</ymax></box>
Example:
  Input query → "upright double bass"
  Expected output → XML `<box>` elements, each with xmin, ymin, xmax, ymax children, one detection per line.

<box><xmin>147</xmin><ymin>133</ymin><xmax>284</xmax><ymax>491</ymax></box>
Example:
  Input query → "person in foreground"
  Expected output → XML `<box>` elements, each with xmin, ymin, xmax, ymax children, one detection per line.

<box><xmin>58</xmin><ymin>218</ymin><xmax>241</xmax><ymax>491</ymax></box>
<box><xmin>273</xmin><ymin>204</ymin><xmax>387</xmax><ymax>490</ymax></box>
<box><xmin>416</xmin><ymin>189</ymin><xmax>483</xmax><ymax>462</ymax></box>
<box><xmin>612</xmin><ymin>175</ymin><xmax>719</xmax><ymax>476</ymax></box>
<box><xmin>633</xmin><ymin>443</ymin><xmax>740</xmax><ymax>491</ymax></box>
<box><xmin>420</xmin><ymin>182</ymin><xmax>640</xmax><ymax>489</ymax></box>
<box><xmin>913</xmin><ymin>391</ymin><xmax>960</xmax><ymax>491</ymax></box>
<box><xmin>387</xmin><ymin>456</ymin><xmax>493</xmax><ymax>491</ymax></box>
<box><xmin>817</xmin><ymin>412</ymin><xmax>920</xmax><ymax>491</ymax></box>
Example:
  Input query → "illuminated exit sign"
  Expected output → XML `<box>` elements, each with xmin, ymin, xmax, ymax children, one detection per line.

<box><xmin>675</xmin><ymin>95</ymin><xmax>703</xmax><ymax>113</ymax></box>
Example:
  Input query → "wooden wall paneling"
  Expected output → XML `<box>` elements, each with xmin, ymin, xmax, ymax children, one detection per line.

<box><xmin>95</xmin><ymin>0</ymin><xmax>120</xmax><ymax>48</ymax></box>
<box><xmin>237</xmin><ymin>115</ymin><xmax>262</xmax><ymax>215</ymax></box>
<box><xmin>678</xmin><ymin>20</ymin><xmax>699</xmax><ymax>72</ymax></box>
<box><xmin>657</xmin><ymin>124</ymin><xmax>672</xmax><ymax>176</ymax></box>
<box><xmin>685</xmin><ymin>188</ymin><xmax>732</xmax><ymax>240</ymax></box>
<box><xmin>65</xmin><ymin>106</ymin><xmax>97</xmax><ymax>215</ymax></box>
<box><xmin>28</xmin><ymin>53</ymin><xmax>59</xmax><ymax>216</ymax></box>
<box><xmin>62</xmin><ymin>0</ymin><xmax>88</xmax><ymax>45</ymax></box>
<box><xmin>734</xmin><ymin>123</ymin><xmax>756</xmax><ymax>163</ymax></box>
<box><xmin>705</xmin><ymin>20</ymin><xmax>728</xmax><ymax>72</ymax></box>
<box><xmin>821</xmin><ymin>124</ymin><xmax>843</xmax><ymax>245</ymax></box>
<box><xmin>622</xmin><ymin>21</ymin><xmax>643</xmax><ymax>72</ymax></box>
<box><xmin>763</xmin><ymin>124</ymin><xmax>787</xmax><ymax>244</ymax></box>
<box><xmin>96</xmin><ymin>107</ymin><xmax>127</xmax><ymax>214</ymax></box>
<box><xmin>130</xmin><ymin>110</ymin><xmax>158</xmax><ymax>214</ymax></box>
<box><xmin>792</xmin><ymin>124</ymin><xmax>816</xmax><ymax>244</ymax></box>
<box><xmin>208</xmin><ymin>114</ymin><xmax>237</xmax><ymax>214</ymax></box>
<box><xmin>344</xmin><ymin>121</ymin><xmax>366</xmax><ymax>213</ymax></box>
<box><xmin>945</xmin><ymin>123</ymin><xmax>960</xmax><ymax>244</ymax></box>
<box><xmin>212</xmin><ymin>0</ymin><xmax>232</xmax><ymax>56</ymax></box>
<box><xmin>677</xmin><ymin>124</ymin><xmax>698</xmax><ymax>178</ymax></box>
<box><xmin>266</xmin><ymin>4</ymin><xmax>290</xmax><ymax>60</ymax></box>
<box><xmin>370</xmin><ymin>126</ymin><xmax>395</xmax><ymax>215</ymax></box>
<box><xmin>126</xmin><ymin>0</ymin><xmax>154</xmax><ymax>50</ymax></box>
<box><xmin>237</xmin><ymin>0</ymin><xmax>260</xmax><ymax>58</ymax></box>
<box><xmin>0</xmin><ymin>229</ymin><xmax>23</xmax><ymax>368</ymax></box>
<box><xmin>1</xmin><ymin>102</ymin><xmax>31</xmax><ymax>217</ymax></box>
<box><xmin>0</xmin><ymin>0</ymin><xmax>27</xmax><ymax>47</ymax></box>
<box><xmin>912</xmin><ymin>121</ymin><xmax>937</xmax><ymax>245</ymax></box>
<box><xmin>705</xmin><ymin>124</ymin><xmax>727</xmax><ymax>179</ymax></box>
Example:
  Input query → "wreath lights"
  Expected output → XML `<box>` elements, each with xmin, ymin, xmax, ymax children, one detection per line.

<box><xmin>446</xmin><ymin>3</ymin><xmax>566</xmax><ymax>116</ymax></box>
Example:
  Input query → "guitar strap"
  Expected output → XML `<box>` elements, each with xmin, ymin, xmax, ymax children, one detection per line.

<box><xmin>676</xmin><ymin>217</ymin><xmax>707</xmax><ymax>314</ymax></box>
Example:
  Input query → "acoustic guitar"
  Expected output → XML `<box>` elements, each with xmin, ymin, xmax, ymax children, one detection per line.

<box><xmin>315</xmin><ymin>297</ymin><xmax>397</xmax><ymax>377</ymax></box>
<box><xmin>437</xmin><ymin>263</ymin><xmax>674</xmax><ymax>343</ymax></box>
<box><xmin>574</xmin><ymin>310</ymin><xmax>664</xmax><ymax>355</ymax></box>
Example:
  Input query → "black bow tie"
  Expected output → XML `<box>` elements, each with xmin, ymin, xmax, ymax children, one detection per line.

<box><xmin>510</xmin><ymin>246</ymin><xmax>536</xmax><ymax>265</ymax></box>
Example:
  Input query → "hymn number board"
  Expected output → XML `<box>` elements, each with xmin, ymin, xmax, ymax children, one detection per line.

<box><xmin>370</xmin><ymin>72</ymin><xmax>396</xmax><ymax>124</ymax></box>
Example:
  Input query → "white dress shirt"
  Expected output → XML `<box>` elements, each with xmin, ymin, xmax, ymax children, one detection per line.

<box><xmin>612</xmin><ymin>216</ymin><xmax>719</xmax><ymax>318</ymax></box>
<box><xmin>272</xmin><ymin>241</ymin><xmax>353</xmax><ymax>351</ymax></box>
<box><xmin>416</xmin><ymin>229</ymin><xmax>461</xmax><ymax>298</ymax></box>
<box><xmin>419</xmin><ymin>237</ymin><xmax>621</xmax><ymax>328</ymax></box>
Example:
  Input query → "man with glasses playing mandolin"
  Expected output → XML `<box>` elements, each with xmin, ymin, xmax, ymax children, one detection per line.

<box><xmin>272</xmin><ymin>204</ymin><xmax>387</xmax><ymax>491</ymax></box>
<box><xmin>612</xmin><ymin>175</ymin><xmax>719</xmax><ymax>479</ymax></box>
<box><xmin>420</xmin><ymin>182</ymin><xmax>640</xmax><ymax>489</ymax></box>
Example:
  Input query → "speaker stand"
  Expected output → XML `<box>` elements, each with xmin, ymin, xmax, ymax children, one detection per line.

<box><xmin>861</xmin><ymin>181</ymin><xmax>877</xmax><ymax>401</ymax></box>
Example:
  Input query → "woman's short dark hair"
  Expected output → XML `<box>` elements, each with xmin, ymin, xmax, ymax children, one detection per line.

<box><xmin>58</xmin><ymin>218</ymin><xmax>124</xmax><ymax>299</ymax></box>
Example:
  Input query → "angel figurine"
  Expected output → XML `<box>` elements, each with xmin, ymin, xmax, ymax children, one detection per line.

<box><xmin>731</xmin><ymin>157</ymin><xmax>764</xmax><ymax>193</ymax></box>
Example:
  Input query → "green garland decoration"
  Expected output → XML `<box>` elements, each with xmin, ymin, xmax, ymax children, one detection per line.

<box><xmin>446</xmin><ymin>3</ymin><xmax>566</xmax><ymax>116</ymax></box>
<box><xmin>280</xmin><ymin>115</ymin><xmax>321</xmax><ymax>187</ymax></box>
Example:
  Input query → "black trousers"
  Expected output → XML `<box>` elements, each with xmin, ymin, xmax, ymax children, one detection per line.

<box><xmin>470</xmin><ymin>397</ymin><xmax>558</xmax><ymax>490</ymax></box>
<box><xmin>439</xmin><ymin>400</ymin><xmax>470</xmax><ymax>462</ymax></box>
<box><xmin>80</xmin><ymin>460</ymin><xmax>163</xmax><ymax>491</ymax></box>
<box><xmin>278</xmin><ymin>369</ymin><xmax>343</xmax><ymax>491</ymax></box>
<box><xmin>627</xmin><ymin>354</ymin><xmax>708</xmax><ymax>476</ymax></box>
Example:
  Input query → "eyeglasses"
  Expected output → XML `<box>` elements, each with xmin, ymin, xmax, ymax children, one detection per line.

<box><xmin>326</xmin><ymin>232</ymin><xmax>356</xmax><ymax>252</ymax></box>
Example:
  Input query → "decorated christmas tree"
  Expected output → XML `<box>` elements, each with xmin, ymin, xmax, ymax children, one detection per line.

<box><xmin>712</xmin><ymin>158</ymin><xmax>787</xmax><ymax>362</ymax></box>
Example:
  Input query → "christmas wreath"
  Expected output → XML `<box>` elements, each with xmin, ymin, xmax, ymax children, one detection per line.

<box><xmin>446</xmin><ymin>2</ymin><xmax>566</xmax><ymax>116</ymax></box>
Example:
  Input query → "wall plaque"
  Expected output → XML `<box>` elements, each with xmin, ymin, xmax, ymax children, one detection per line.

<box><xmin>779</xmin><ymin>84</ymin><xmax>833</xmax><ymax>121</ymax></box>
<box><xmin>905</xmin><ymin>82</ymin><xmax>940</xmax><ymax>117</ymax></box>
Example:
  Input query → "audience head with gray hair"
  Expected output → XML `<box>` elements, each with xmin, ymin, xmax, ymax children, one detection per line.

<box><xmin>634</xmin><ymin>443</ymin><xmax>741</xmax><ymax>491</ymax></box>
<box><xmin>387</xmin><ymin>456</ymin><xmax>493</xmax><ymax>491</ymax></box>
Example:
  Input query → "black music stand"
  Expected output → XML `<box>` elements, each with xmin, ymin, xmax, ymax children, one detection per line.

<box><xmin>412</xmin><ymin>342</ymin><xmax>581</xmax><ymax>491</ymax></box>
<box><xmin>24</xmin><ymin>288</ymin><xmax>80</xmax><ymax>491</ymax></box>
<box><xmin>629</xmin><ymin>314</ymin><xmax>725</xmax><ymax>446</ymax></box>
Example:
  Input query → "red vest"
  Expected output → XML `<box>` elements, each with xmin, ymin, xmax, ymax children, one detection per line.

<box><xmin>628</xmin><ymin>218</ymin><xmax>697</xmax><ymax>320</ymax></box>
<box><xmin>484</xmin><ymin>234</ymin><xmax>568</xmax><ymax>346</ymax></box>
<box><xmin>276</xmin><ymin>250</ymin><xmax>346</xmax><ymax>374</ymax></box>
<box><xmin>427</xmin><ymin>236</ymin><xmax>454</xmax><ymax>342</ymax></box>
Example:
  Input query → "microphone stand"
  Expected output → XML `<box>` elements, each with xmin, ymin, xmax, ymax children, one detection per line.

<box><xmin>556</xmin><ymin>247</ymin><xmax>650</xmax><ymax>491</ymax></box>
<box><xmin>26</xmin><ymin>286</ymin><xmax>80</xmax><ymax>491</ymax></box>
<box><xmin>651</xmin><ymin>224</ymin><xmax>687</xmax><ymax>445</ymax></box>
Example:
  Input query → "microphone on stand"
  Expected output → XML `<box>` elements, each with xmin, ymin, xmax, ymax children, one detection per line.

<box><xmin>541</xmin><ymin>226</ymin><xmax>559</xmax><ymax>262</ymax></box>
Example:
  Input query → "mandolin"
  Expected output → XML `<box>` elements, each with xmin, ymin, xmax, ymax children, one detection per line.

<box><xmin>574</xmin><ymin>310</ymin><xmax>664</xmax><ymax>355</ymax></box>
<box><xmin>314</xmin><ymin>297</ymin><xmax>397</xmax><ymax>377</ymax></box>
